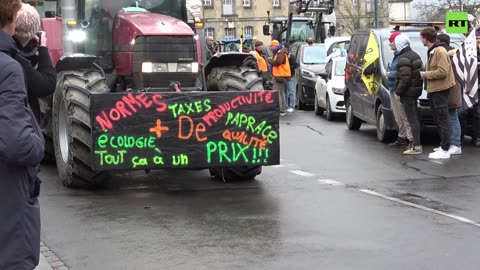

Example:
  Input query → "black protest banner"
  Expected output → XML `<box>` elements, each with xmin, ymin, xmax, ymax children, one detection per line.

<box><xmin>90</xmin><ymin>91</ymin><xmax>280</xmax><ymax>170</ymax></box>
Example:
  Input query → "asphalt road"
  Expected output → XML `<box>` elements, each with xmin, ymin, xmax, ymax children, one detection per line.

<box><xmin>39</xmin><ymin>110</ymin><xmax>480</xmax><ymax>270</ymax></box>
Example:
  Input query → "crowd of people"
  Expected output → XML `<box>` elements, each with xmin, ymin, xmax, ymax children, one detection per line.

<box><xmin>387</xmin><ymin>18</ymin><xmax>480</xmax><ymax>159</ymax></box>
<box><xmin>205</xmin><ymin>36</ymin><xmax>297</xmax><ymax>115</ymax></box>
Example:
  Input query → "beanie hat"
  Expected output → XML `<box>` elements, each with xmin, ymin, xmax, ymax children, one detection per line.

<box><xmin>394</xmin><ymin>34</ymin><xmax>410</xmax><ymax>52</ymax></box>
<box><xmin>270</xmin><ymin>40</ymin><xmax>279</xmax><ymax>47</ymax></box>
<box><xmin>389</xmin><ymin>32</ymin><xmax>401</xmax><ymax>43</ymax></box>
<box><xmin>14</xmin><ymin>3</ymin><xmax>41</xmax><ymax>47</ymax></box>
<box><xmin>255</xmin><ymin>40</ymin><xmax>264</xmax><ymax>47</ymax></box>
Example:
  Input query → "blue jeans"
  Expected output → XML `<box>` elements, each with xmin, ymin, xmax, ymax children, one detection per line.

<box><xmin>449</xmin><ymin>109</ymin><xmax>461</xmax><ymax>146</ymax></box>
<box><xmin>284</xmin><ymin>78</ymin><xmax>296</xmax><ymax>108</ymax></box>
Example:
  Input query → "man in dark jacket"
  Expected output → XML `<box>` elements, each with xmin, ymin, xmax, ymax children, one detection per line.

<box><xmin>0</xmin><ymin>0</ymin><xmax>45</xmax><ymax>268</ymax></box>
<box><xmin>13</xmin><ymin>3</ymin><xmax>56</xmax><ymax>123</ymax></box>
<box><xmin>394</xmin><ymin>34</ymin><xmax>424</xmax><ymax>154</ymax></box>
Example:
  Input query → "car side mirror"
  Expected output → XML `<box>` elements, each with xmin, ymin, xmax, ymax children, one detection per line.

<box><xmin>263</xmin><ymin>25</ymin><xmax>270</xmax><ymax>36</ymax></box>
<box><xmin>45</xmin><ymin>11</ymin><xmax>56</xmax><ymax>18</ymax></box>
<box><xmin>319</xmin><ymin>71</ymin><xmax>328</xmax><ymax>79</ymax></box>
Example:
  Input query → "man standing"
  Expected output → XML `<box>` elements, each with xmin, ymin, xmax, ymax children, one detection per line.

<box><xmin>385</xmin><ymin>32</ymin><xmax>413</xmax><ymax>147</ymax></box>
<box><xmin>253</xmin><ymin>40</ymin><xmax>269</xmax><ymax>87</ymax></box>
<box><xmin>420</xmin><ymin>27</ymin><xmax>456</xmax><ymax>159</ymax></box>
<box><xmin>206</xmin><ymin>36</ymin><xmax>215</xmax><ymax>60</ymax></box>
<box><xmin>268</xmin><ymin>40</ymin><xmax>290</xmax><ymax>115</ymax></box>
<box><xmin>393</xmin><ymin>34</ymin><xmax>424</xmax><ymax>154</ymax></box>
<box><xmin>0</xmin><ymin>0</ymin><xmax>45</xmax><ymax>268</ymax></box>
<box><xmin>283</xmin><ymin>44</ymin><xmax>297</xmax><ymax>113</ymax></box>
<box><xmin>435</xmin><ymin>33</ymin><xmax>463</xmax><ymax>155</ymax></box>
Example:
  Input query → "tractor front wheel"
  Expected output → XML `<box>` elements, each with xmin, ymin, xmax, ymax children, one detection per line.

<box><xmin>52</xmin><ymin>69</ymin><xmax>110</xmax><ymax>188</ymax></box>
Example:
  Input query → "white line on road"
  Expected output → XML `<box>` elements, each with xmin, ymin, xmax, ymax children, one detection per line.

<box><xmin>359</xmin><ymin>189</ymin><xmax>480</xmax><ymax>228</ymax></box>
<box><xmin>290</xmin><ymin>170</ymin><xmax>314</xmax><ymax>177</ymax></box>
<box><xmin>272</xmin><ymin>165</ymin><xmax>284</xmax><ymax>168</ymax></box>
<box><xmin>318</xmin><ymin>179</ymin><xmax>345</xmax><ymax>186</ymax></box>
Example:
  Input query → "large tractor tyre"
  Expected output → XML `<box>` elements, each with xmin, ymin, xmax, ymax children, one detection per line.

<box><xmin>52</xmin><ymin>69</ymin><xmax>110</xmax><ymax>188</ymax></box>
<box><xmin>206</xmin><ymin>65</ymin><xmax>263</xmax><ymax>181</ymax></box>
<box><xmin>206</xmin><ymin>66</ymin><xmax>264</xmax><ymax>92</ymax></box>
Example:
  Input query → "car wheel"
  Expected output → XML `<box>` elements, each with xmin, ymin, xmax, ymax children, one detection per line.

<box><xmin>314</xmin><ymin>92</ymin><xmax>325</xmax><ymax>116</ymax></box>
<box><xmin>376</xmin><ymin>105</ymin><xmax>396</xmax><ymax>142</ymax></box>
<box><xmin>346</xmin><ymin>96</ymin><xmax>361</xmax><ymax>130</ymax></box>
<box><xmin>297</xmin><ymin>85</ymin><xmax>306</xmax><ymax>110</ymax></box>
<box><xmin>326</xmin><ymin>95</ymin><xmax>335</xmax><ymax>121</ymax></box>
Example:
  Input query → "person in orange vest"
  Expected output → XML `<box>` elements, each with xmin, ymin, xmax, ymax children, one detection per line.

<box><xmin>268</xmin><ymin>40</ymin><xmax>291</xmax><ymax>115</ymax></box>
<box><xmin>253</xmin><ymin>40</ymin><xmax>269</xmax><ymax>87</ymax></box>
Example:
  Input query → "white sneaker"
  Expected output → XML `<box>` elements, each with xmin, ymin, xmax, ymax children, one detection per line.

<box><xmin>433</xmin><ymin>146</ymin><xmax>442</xmax><ymax>152</ymax></box>
<box><xmin>428</xmin><ymin>150</ymin><xmax>451</xmax><ymax>159</ymax></box>
<box><xmin>280</xmin><ymin>112</ymin><xmax>286</xmax><ymax>116</ymax></box>
<box><xmin>287</xmin><ymin>107</ymin><xmax>295</xmax><ymax>113</ymax></box>
<box><xmin>448</xmin><ymin>145</ymin><xmax>462</xmax><ymax>155</ymax></box>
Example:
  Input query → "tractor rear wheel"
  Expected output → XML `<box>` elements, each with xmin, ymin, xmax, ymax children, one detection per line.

<box><xmin>207</xmin><ymin>65</ymin><xmax>264</xmax><ymax>181</ymax></box>
<box><xmin>52</xmin><ymin>69</ymin><xmax>110</xmax><ymax>188</ymax></box>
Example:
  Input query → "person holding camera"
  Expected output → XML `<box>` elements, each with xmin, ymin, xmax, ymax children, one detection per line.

<box><xmin>13</xmin><ymin>3</ymin><xmax>56</xmax><ymax>122</ymax></box>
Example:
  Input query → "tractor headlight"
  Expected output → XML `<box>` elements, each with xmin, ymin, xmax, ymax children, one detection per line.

<box><xmin>68</xmin><ymin>29</ymin><xmax>86</xmax><ymax>43</ymax></box>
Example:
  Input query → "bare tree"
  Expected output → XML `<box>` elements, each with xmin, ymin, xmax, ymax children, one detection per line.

<box><xmin>336</xmin><ymin>0</ymin><xmax>389</xmax><ymax>35</ymax></box>
<box><xmin>414</xmin><ymin>0</ymin><xmax>480</xmax><ymax>21</ymax></box>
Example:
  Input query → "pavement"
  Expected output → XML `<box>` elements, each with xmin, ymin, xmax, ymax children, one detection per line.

<box><xmin>34</xmin><ymin>254</ymin><xmax>52</xmax><ymax>270</ymax></box>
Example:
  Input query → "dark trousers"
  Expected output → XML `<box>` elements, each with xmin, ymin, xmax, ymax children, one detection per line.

<box><xmin>428</xmin><ymin>90</ymin><xmax>450</xmax><ymax>151</ymax></box>
<box><xmin>401</xmin><ymin>96</ymin><xmax>421</xmax><ymax>146</ymax></box>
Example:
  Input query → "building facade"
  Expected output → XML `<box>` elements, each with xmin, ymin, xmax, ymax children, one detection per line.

<box><xmin>202</xmin><ymin>0</ymin><xmax>390</xmax><ymax>40</ymax></box>
<box><xmin>389</xmin><ymin>0</ymin><xmax>413</xmax><ymax>21</ymax></box>
<box><xmin>202</xmin><ymin>0</ymin><xmax>288</xmax><ymax>42</ymax></box>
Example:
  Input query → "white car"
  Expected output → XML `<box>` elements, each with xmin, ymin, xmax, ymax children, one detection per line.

<box><xmin>314</xmin><ymin>56</ymin><xmax>346</xmax><ymax>121</ymax></box>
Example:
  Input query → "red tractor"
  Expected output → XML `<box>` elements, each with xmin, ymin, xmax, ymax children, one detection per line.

<box><xmin>32</xmin><ymin>0</ymin><xmax>279</xmax><ymax>188</ymax></box>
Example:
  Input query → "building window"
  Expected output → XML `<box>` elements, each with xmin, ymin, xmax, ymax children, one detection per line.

<box><xmin>366</xmin><ymin>0</ymin><xmax>372</xmax><ymax>12</ymax></box>
<box><xmin>225</xmin><ymin>28</ymin><xmax>236</xmax><ymax>39</ymax></box>
<box><xmin>243</xmin><ymin>0</ymin><xmax>251</xmax><ymax>7</ymax></box>
<box><xmin>244</xmin><ymin>26</ymin><xmax>253</xmax><ymax>38</ymax></box>
<box><xmin>272</xmin><ymin>0</ymin><xmax>280</xmax><ymax>7</ymax></box>
<box><xmin>223</xmin><ymin>0</ymin><xmax>235</xmax><ymax>15</ymax></box>
<box><xmin>205</xmin><ymin>28</ymin><xmax>215</xmax><ymax>39</ymax></box>
<box><xmin>204</xmin><ymin>0</ymin><xmax>212</xmax><ymax>6</ymax></box>
<box><xmin>353</xmin><ymin>0</ymin><xmax>357</xmax><ymax>5</ymax></box>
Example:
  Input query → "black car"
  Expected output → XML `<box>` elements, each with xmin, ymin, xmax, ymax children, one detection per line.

<box><xmin>344</xmin><ymin>24</ymin><xmax>465</xmax><ymax>142</ymax></box>
<box><xmin>290</xmin><ymin>42</ymin><xmax>328</xmax><ymax>110</ymax></box>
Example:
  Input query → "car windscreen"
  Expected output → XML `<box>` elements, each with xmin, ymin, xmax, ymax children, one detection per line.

<box><xmin>334</xmin><ymin>59</ymin><xmax>346</xmax><ymax>76</ymax></box>
<box><xmin>380</xmin><ymin>32</ymin><xmax>465</xmax><ymax>68</ymax></box>
<box><xmin>303</xmin><ymin>46</ymin><xmax>327</xmax><ymax>64</ymax></box>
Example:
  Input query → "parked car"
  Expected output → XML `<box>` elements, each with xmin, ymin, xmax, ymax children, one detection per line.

<box><xmin>314</xmin><ymin>55</ymin><xmax>347</xmax><ymax>121</ymax></box>
<box><xmin>344</xmin><ymin>23</ymin><xmax>465</xmax><ymax>142</ymax></box>
<box><xmin>289</xmin><ymin>42</ymin><xmax>328</xmax><ymax>110</ymax></box>
<box><xmin>324</xmin><ymin>36</ymin><xmax>350</xmax><ymax>56</ymax></box>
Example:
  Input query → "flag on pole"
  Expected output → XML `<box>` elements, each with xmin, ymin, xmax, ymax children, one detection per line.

<box><xmin>361</xmin><ymin>31</ymin><xmax>380</xmax><ymax>94</ymax></box>
<box><xmin>452</xmin><ymin>30</ymin><xmax>478</xmax><ymax>108</ymax></box>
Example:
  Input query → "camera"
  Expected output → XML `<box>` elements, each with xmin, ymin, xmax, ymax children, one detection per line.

<box><xmin>36</xmin><ymin>32</ymin><xmax>42</xmax><ymax>46</ymax></box>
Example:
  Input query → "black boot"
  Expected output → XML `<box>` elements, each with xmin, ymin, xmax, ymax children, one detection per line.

<box><xmin>389</xmin><ymin>137</ymin><xmax>408</xmax><ymax>147</ymax></box>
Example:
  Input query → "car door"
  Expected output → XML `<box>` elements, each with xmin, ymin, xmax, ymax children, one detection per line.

<box><xmin>361</xmin><ymin>32</ymin><xmax>380</xmax><ymax>122</ymax></box>
<box><xmin>346</xmin><ymin>33</ymin><xmax>367</xmax><ymax>118</ymax></box>
<box><xmin>317</xmin><ymin>60</ymin><xmax>332</xmax><ymax>108</ymax></box>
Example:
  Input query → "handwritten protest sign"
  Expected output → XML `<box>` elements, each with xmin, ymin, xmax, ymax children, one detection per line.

<box><xmin>90</xmin><ymin>90</ymin><xmax>280</xmax><ymax>170</ymax></box>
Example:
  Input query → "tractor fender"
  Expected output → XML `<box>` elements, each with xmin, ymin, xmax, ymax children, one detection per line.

<box><xmin>55</xmin><ymin>54</ymin><xmax>100</xmax><ymax>74</ymax></box>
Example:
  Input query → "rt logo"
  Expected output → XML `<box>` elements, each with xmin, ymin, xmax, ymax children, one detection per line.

<box><xmin>446</xmin><ymin>12</ymin><xmax>468</xmax><ymax>34</ymax></box>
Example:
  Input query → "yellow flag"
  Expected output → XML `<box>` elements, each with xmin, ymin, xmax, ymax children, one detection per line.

<box><xmin>361</xmin><ymin>31</ymin><xmax>380</xmax><ymax>94</ymax></box>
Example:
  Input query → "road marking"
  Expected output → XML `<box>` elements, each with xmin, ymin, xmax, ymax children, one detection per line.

<box><xmin>359</xmin><ymin>189</ymin><xmax>480</xmax><ymax>228</ymax></box>
<box><xmin>272</xmin><ymin>165</ymin><xmax>284</xmax><ymax>168</ymax></box>
<box><xmin>290</xmin><ymin>170</ymin><xmax>314</xmax><ymax>177</ymax></box>
<box><xmin>318</xmin><ymin>179</ymin><xmax>345</xmax><ymax>186</ymax></box>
